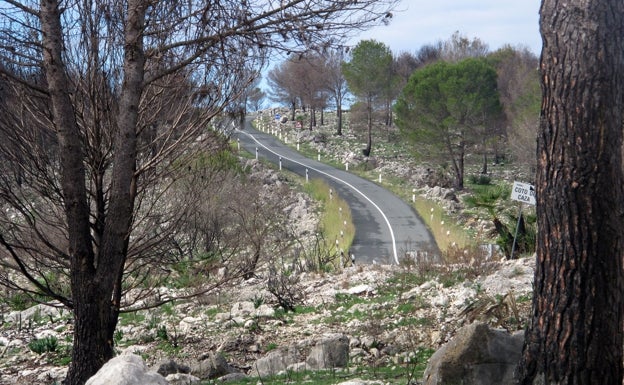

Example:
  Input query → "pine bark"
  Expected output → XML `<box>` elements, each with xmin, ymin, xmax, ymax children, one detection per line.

<box><xmin>516</xmin><ymin>1</ymin><xmax>624</xmax><ymax>384</ymax></box>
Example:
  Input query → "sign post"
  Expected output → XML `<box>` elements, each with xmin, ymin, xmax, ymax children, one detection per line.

<box><xmin>510</xmin><ymin>181</ymin><xmax>536</xmax><ymax>259</ymax></box>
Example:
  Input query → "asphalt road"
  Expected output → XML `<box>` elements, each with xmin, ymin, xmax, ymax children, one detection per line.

<box><xmin>233</xmin><ymin>119</ymin><xmax>438</xmax><ymax>265</ymax></box>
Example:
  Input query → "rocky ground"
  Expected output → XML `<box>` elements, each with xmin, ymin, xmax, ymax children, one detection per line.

<box><xmin>0</xmin><ymin>252</ymin><xmax>534</xmax><ymax>384</ymax></box>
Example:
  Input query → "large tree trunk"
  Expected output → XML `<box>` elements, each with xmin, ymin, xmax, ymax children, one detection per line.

<box><xmin>40</xmin><ymin>2</ymin><xmax>109</xmax><ymax>383</ymax></box>
<box><xmin>67</xmin><ymin>285</ymin><xmax>117</xmax><ymax>384</ymax></box>
<box><xmin>516</xmin><ymin>1</ymin><xmax>624</xmax><ymax>384</ymax></box>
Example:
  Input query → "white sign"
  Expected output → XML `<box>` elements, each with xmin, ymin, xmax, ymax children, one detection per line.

<box><xmin>511</xmin><ymin>181</ymin><xmax>536</xmax><ymax>205</ymax></box>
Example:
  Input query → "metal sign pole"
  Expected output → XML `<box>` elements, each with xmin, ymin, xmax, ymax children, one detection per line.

<box><xmin>510</xmin><ymin>203</ymin><xmax>523</xmax><ymax>259</ymax></box>
<box><xmin>509</xmin><ymin>180</ymin><xmax>536</xmax><ymax>259</ymax></box>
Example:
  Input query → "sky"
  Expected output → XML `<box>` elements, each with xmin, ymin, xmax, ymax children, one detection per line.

<box><xmin>350</xmin><ymin>1</ymin><xmax>542</xmax><ymax>56</ymax></box>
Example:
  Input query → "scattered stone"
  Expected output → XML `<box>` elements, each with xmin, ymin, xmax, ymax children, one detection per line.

<box><xmin>230</xmin><ymin>302</ymin><xmax>255</xmax><ymax>317</ymax></box>
<box><xmin>0</xmin><ymin>251</ymin><xmax>534</xmax><ymax>385</ymax></box>
<box><xmin>154</xmin><ymin>359</ymin><xmax>190</xmax><ymax>377</ymax></box>
<box><xmin>345</xmin><ymin>284</ymin><xmax>375</xmax><ymax>296</ymax></box>
<box><xmin>336</xmin><ymin>380</ymin><xmax>386</xmax><ymax>385</ymax></box>
<box><xmin>166</xmin><ymin>372</ymin><xmax>200</xmax><ymax>385</ymax></box>
<box><xmin>6</xmin><ymin>302</ymin><xmax>64</xmax><ymax>324</ymax></box>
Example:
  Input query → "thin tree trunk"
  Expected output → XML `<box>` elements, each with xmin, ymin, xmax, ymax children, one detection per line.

<box><xmin>336</xmin><ymin>106</ymin><xmax>343</xmax><ymax>135</ymax></box>
<box><xmin>456</xmin><ymin>148</ymin><xmax>464</xmax><ymax>190</ymax></box>
<box><xmin>481</xmin><ymin>153</ymin><xmax>488</xmax><ymax>174</ymax></box>
<box><xmin>363</xmin><ymin>95</ymin><xmax>372</xmax><ymax>157</ymax></box>
<box><xmin>516</xmin><ymin>1</ymin><xmax>624</xmax><ymax>384</ymax></box>
<box><xmin>445</xmin><ymin>135</ymin><xmax>464</xmax><ymax>190</ymax></box>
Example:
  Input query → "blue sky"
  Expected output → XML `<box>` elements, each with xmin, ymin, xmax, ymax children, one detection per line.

<box><xmin>351</xmin><ymin>1</ymin><xmax>542</xmax><ymax>55</ymax></box>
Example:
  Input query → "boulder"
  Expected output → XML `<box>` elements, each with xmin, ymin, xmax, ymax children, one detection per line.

<box><xmin>6</xmin><ymin>302</ymin><xmax>64</xmax><ymax>324</ymax></box>
<box><xmin>253</xmin><ymin>345</ymin><xmax>300</xmax><ymax>377</ymax></box>
<box><xmin>85</xmin><ymin>353</ymin><xmax>168</xmax><ymax>385</ymax></box>
<box><xmin>306</xmin><ymin>334</ymin><xmax>349</xmax><ymax>370</ymax></box>
<box><xmin>190</xmin><ymin>351</ymin><xmax>240</xmax><ymax>379</ymax></box>
<box><xmin>286</xmin><ymin>361</ymin><xmax>310</xmax><ymax>373</ymax></box>
<box><xmin>255</xmin><ymin>304</ymin><xmax>276</xmax><ymax>318</ymax></box>
<box><xmin>422</xmin><ymin>322</ymin><xmax>524</xmax><ymax>385</ymax></box>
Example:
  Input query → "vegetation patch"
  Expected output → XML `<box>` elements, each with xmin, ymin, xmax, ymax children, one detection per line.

<box><xmin>303</xmin><ymin>178</ymin><xmax>356</xmax><ymax>267</ymax></box>
<box><xmin>215</xmin><ymin>347</ymin><xmax>435</xmax><ymax>385</ymax></box>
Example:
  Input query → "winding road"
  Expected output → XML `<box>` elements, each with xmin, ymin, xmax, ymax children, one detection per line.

<box><xmin>233</xmin><ymin>118</ymin><xmax>438</xmax><ymax>265</ymax></box>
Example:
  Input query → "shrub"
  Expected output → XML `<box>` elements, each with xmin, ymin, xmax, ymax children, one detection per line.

<box><xmin>468</xmin><ymin>174</ymin><xmax>492</xmax><ymax>185</ymax></box>
<box><xmin>266</xmin><ymin>265</ymin><xmax>306</xmax><ymax>312</ymax></box>
<box><xmin>28</xmin><ymin>336</ymin><xmax>58</xmax><ymax>354</ymax></box>
<box><xmin>156</xmin><ymin>325</ymin><xmax>168</xmax><ymax>341</ymax></box>
<box><xmin>4</xmin><ymin>292</ymin><xmax>34</xmax><ymax>311</ymax></box>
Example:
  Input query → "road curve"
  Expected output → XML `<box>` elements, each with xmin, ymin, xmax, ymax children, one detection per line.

<box><xmin>233</xmin><ymin>119</ymin><xmax>438</xmax><ymax>265</ymax></box>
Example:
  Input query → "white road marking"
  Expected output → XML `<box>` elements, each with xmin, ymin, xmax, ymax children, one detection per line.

<box><xmin>238</xmin><ymin>129</ymin><xmax>399</xmax><ymax>264</ymax></box>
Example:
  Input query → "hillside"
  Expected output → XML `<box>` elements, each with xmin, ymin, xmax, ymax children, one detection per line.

<box><xmin>0</xmin><ymin>111</ymin><xmax>537</xmax><ymax>384</ymax></box>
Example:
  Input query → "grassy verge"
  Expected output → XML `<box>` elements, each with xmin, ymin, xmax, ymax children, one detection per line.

<box><xmin>353</xmin><ymin>167</ymin><xmax>473</xmax><ymax>252</ymax></box>
<box><xmin>303</xmin><ymin>178</ymin><xmax>356</xmax><ymax>261</ymax></box>
<box><xmin>412</xmin><ymin>198</ymin><xmax>473</xmax><ymax>251</ymax></box>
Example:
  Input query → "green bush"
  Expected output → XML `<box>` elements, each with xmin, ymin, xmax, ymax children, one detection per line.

<box><xmin>4</xmin><ymin>292</ymin><xmax>34</xmax><ymax>311</ymax></box>
<box><xmin>156</xmin><ymin>325</ymin><xmax>168</xmax><ymax>341</ymax></box>
<box><xmin>28</xmin><ymin>336</ymin><xmax>58</xmax><ymax>354</ymax></box>
<box><xmin>468</xmin><ymin>174</ymin><xmax>492</xmax><ymax>185</ymax></box>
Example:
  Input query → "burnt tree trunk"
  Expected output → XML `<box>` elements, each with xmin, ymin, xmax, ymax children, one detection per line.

<box><xmin>41</xmin><ymin>1</ymin><xmax>146</xmax><ymax>384</ymax></box>
<box><xmin>40</xmin><ymin>2</ymin><xmax>113</xmax><ymax>383</ymax></box>
<box><xmin>516</xmin><ymin>1</ymin><xmax>624</xmax><ymax>384</ymax></box>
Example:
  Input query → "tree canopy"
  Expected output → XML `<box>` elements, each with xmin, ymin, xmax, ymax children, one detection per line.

<box><xmin>342</xmin><ymin>39</ymin><xmax>396</xmax><ymax>156</ymax></box>
<box><xmin>395</xmin><ymin>58</ymin><xmax>502</xmax><ymax>189</ymax></box>
<box><xmin>489</xmin><ymin>45</ymin><xmax>540</xmax><ymax>170</ymax></box>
